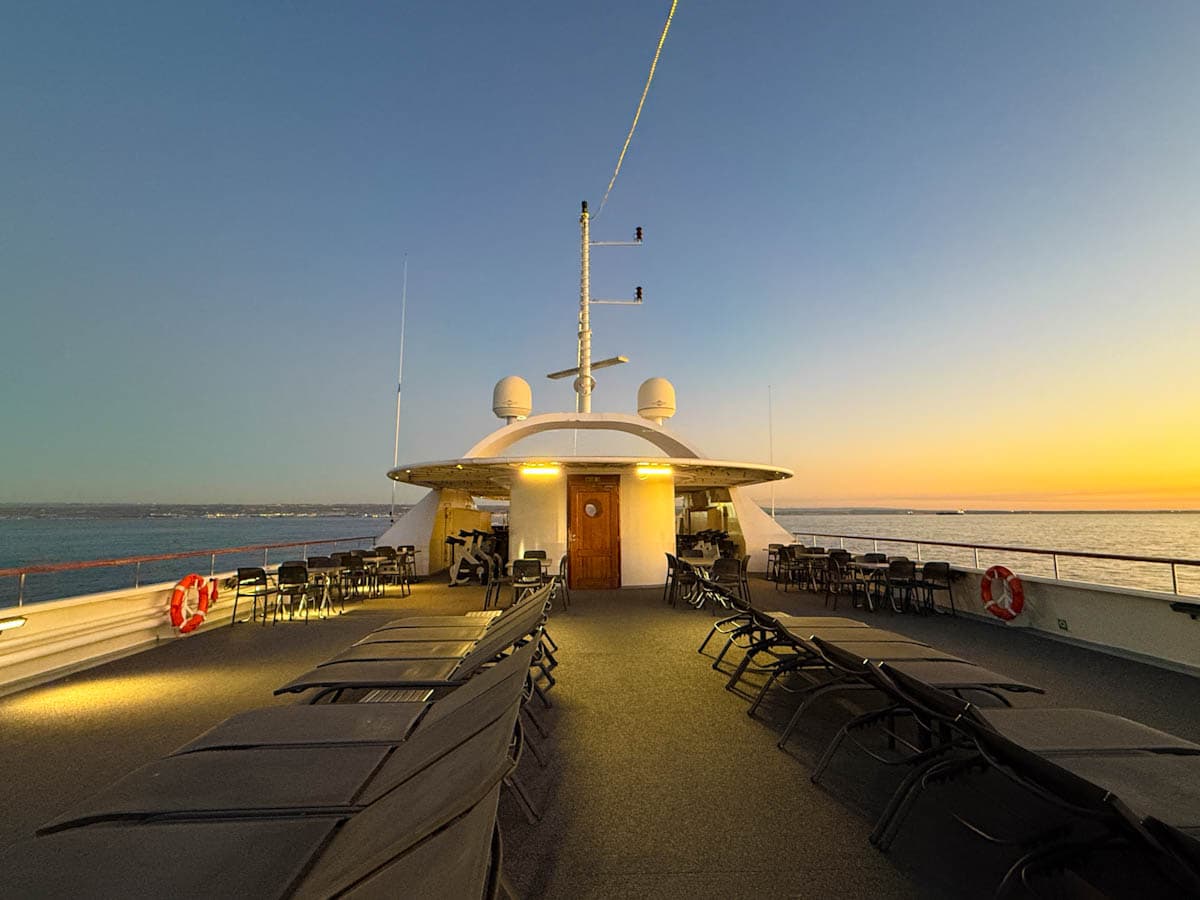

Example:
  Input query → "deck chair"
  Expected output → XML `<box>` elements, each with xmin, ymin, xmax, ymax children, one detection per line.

<box><xmin>12</xmin><ymin>715</ymin><xmax>516</xmax><ymax>900</ymax></box>
<box><xmin>871</xmin><ymin>663</ymin><xmax>1199</xmax><ymax>857</ymax></box>
<box><xmin>915</xmin><ymin>561</ymin><xmax>956</xmax><ymax>615</ymax></box>
<box><xmin>40</xmin><ymin>658</ymin><xmax>528</xmax><ymax>833</ymax></box>
<box><xmin>276</xmin><ymin>587</ymin><xmax>550</xmax><ymax>701</ymax></box>
<box><xmin>773</xmin><ymin>636</ymin><xmax>1039</xmax><ymax>749</ymax></box>
<box><xmin>734</xmin><ymin>622</ymin><xmax>942</xmax><ymax>710</ymax></box>
<box><xmin>169</xmin><ymin>646</ymin><xmax>544</xmax><ymax>755</ymax></box>
<box><xmin>510</xmin><ymin>558</ymin><xmax>543</xmax><ymax>605</ymax></box>
<box><xmin>229</xmin><ymin>567</ymin><xmax>273</xmax><ymax>624</ymax></box>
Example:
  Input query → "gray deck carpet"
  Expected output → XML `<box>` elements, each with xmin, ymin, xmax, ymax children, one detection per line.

<box><xmin>4</xmin><ymin>576</ymin><xmax>1198</xmax><ymax>897</ymax></box>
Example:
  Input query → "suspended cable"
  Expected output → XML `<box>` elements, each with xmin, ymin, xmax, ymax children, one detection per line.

<box><xmin>389</xmin><ymin>255</ymin><xmax>409</xmax><ymax>523</ymax></box>
<box><xmin>597</xmin><ymin>0</ymin><xmax>678</xmax><ymax>215</ymax></box>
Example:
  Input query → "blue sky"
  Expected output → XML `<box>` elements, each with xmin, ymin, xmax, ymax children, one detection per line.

<box><xmin>3</xmin><ymin>2</ymin><xmax>1198</xmax><ymax>507</ymax></box>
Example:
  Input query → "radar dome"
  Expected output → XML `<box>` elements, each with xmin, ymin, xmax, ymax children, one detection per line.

<box><xmin>493</xmin><ymin>376</ymin><xmax>532</xmax><ymax>423</ymax></box>
<box><xmin>637</xmin><ymin>377</ymin><xmax>676</xmax><ymax>425</ymax></box>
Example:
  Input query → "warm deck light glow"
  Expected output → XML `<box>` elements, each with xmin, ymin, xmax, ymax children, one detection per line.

<box><xmin>635</xmin><ymin>464</ymin><xmax>673</xmax><ymax>476</ymax></box>
<box><xmin>521</xmin><ymin>464</ymin><xmax>561</xmax><ymax>476</ymax></box>
<box><xmin>0</xmin><ymin>616</ymin><xmax>28</xmax><ymax>633</ymax></box>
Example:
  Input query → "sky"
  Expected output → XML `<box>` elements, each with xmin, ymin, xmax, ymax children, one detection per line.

<box><xmin>2</xmin><ymin>1</ymin><xmax>1198</xmax><ymax>510</ymax></box>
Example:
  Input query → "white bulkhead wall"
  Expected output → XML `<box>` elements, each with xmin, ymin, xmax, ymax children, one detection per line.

<box><xmin>619</xmin><ymin>471</ymin><xmax>675</xmax><ymax>587</ymax></box>
<box><xmin>509</xmin><ymin>475</ymin><xmax>568</xmax><ymax>568</ymax></box>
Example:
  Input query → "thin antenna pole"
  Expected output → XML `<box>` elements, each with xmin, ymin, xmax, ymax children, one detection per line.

<box><xmin>768</xmin><ymin>384</ymin><xmax>775</xmax><ymax>519</ymax></box>
<box><xmin>390</xmin><ymin>256</ymin><xmax>409</xmax><ymax>523</ymax></box>
<box><xmin>577</xmin><ymin>202</ymin><xmax>592</xmax><ymax>413</ymax></box>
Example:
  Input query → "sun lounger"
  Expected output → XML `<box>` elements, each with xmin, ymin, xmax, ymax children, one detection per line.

<box><xmin>40</xmin><ymin>660</ymin><xmax>526</xmax><ymax>832</ymax></box>
<box><xmin>867</xmin><ymin>661</ymin><xmax>1200</xmax><ymax>894</ymax></box>
<box><xmin>8</xmin><ymin>731</ymin><xmax>511</xmax><ymax>899</ymax></box>
<box><xmin>327</xmin><ymin>640</ymin><xmax>479</xmax><ymax>663</ymax></box>
<box><xmin>772</xmin><ymin>637</ymin><xmax>1040</xmax><ymax>748</ymax></box>
<box><xmin>354</xmin><ymin>625</ymin><xmax>490</xmax><ymax>644</ymax></box>
<box><xmin>177</xmin><ymin>642</ymin><xmax>538</xmax><ymax>754</ymax></box>
<box><xmin>276</xmin><ymin>593</ymin><xmax>549</xmax><ymax>701</ymax></box>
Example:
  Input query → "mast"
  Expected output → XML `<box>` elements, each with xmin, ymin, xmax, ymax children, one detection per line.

<box><xmin>577</xmin><ymin>202</ymin><xmax>592</xmax><ymax>413</ymax></box>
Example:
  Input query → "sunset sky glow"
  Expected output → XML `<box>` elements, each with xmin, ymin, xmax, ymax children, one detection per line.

<box><xmin>2</xmin><ymin>2</ymin><xmax>1198</xmax><ymax>510</ymax></box>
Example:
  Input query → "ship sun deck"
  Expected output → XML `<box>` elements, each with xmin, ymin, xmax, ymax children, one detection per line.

<box><xmin>4</xmin><ymin>578</ymin><xmax>1200</xmax><ymax>897</ymax></box>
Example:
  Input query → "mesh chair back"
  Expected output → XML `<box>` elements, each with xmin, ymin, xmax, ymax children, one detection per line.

<box><xmin>711</xmin><ymin>558</ymin><xmax>740</xmax><ymax>579</ymax></box>
<box><xmin>965</xmin><ymin>715</ymin><xmax>1117</xmax><ymax>814</ymax></box>
<box><xmin>888</xmin><ymin>559</ymin><xmax>916</xmax><ymax>579</ymax></box>
<box><xmin>373</xmin><ymin>546</ymin><xmax>397</xmax><ymax>559</ymax></box>
<box><xmin>306</xmin><ymin>556</ymin><xmax>334</xmax><ymax>568</ymax></box>
<box><xmin>277</xmin><ymin>563</ymin><xmax>308</xmax><ymax>587</ymax></box>
<box><xmin>522</xmin><ymin>550</ymin><xmax>547</xmax><ymax>560</ymax></box>
<box><xmin>863</xmin><ymin>552</ymin><xmax>887</xmax><ymax>563</ymax></box>
<box><xmin>350</xmin><ymin>549</ymin><xmax>370</xmax><ymax>558</ymax></box>
<box><xmin>809</xmin><ymin>636</ymin><xmax>870</xmax><ymax>675</ymax></box>
<box><xmin>879</xmin><ymin>662</ymin><xmax>970</xmax><ymax>721</ymax></box>
<box><xmin>512</xmin><ymin>559</ymin><xmax>542</xmax><ymax>582</ymax></box>
<box><xmin>922</xmin><ymin>562</ymin><xmax>951</xmax><ymax>584</ymax></box>
<box><xmin>236</xmin><ymin>567</ymin><xmax>268</xmax><ymax>586</ymax></box>
<box><xmin>1141</xmin><ymin>817</ymin><xmax>1200</xmax><ymax>889</ymax></box>
<box><xmin>423</xmin><ymin>642</ymin><xmax>538</xmax><ymax>727</ymax></box>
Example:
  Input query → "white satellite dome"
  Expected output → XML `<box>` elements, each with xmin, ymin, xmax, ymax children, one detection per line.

<box><xmin>637</xmin><ymin>377</ymin><xmax>676</xmax><ymax>425</ymax></box>
<box><xmin>493</xmin><ymin>376</ymin><xmax>532</xmax><ymax>423</ymax></box>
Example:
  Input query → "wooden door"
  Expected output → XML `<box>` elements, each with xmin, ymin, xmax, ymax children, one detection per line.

<box><xmin>568</xmin><ymin>475</ymin><xmax>621</xmax><ymax>589</ymax></box>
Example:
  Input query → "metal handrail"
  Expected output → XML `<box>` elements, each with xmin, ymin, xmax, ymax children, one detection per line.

<box><xmin>792</xmin><ymin>531</ymin><xmax>1200</xmax><ymax>595</ymax></box>
<box><xmin>2</xmin><ymin>535</ymin><xmax>377</xmax><ymax>606</ymax></box>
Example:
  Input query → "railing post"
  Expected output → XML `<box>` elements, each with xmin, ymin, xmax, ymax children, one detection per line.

<box><xmin>134</xmin><ymin>562</ymin><xmax>141</xmax><ymax>588</ymax></box>
<box><xmin>302</xmin><ymin>544</ymin><xmax>308</xmax><ymax>561</ymax></box>
<box><xmin>973</xmin><ymin>547</ymin><xmax>980</xmax><ymax>569</ymax></box>
<box><xmin>264</xmin><ymin>548</ymin><xmax>269</xmax><ymax>566</ymax></box>
<box><xmin>1052</xmin><ymin>554</ymin><xmax>1059</xmax><ymax>580</ymax></box>
<box><xmin>1172</xmin><ymin>563</ymin><xmax>1179</xmax><ymax>595</ymax></box>
<box><xmin>915</xmin><ymin>542</ymin><xmax>922</xmax><ymax>561</ymax></box>
<box><xmin>873</xmin><ymin>539</ymin><xmax>878</xmax><ymax>552</ymax></box>
<box><xmin>18</xmin><ymin>573</ymin><xmax>25</xmax><ymax>607</ymax></box>
<box><xmin>210</xmin><ymin>554</ymin><xmax>216</xmax><ymax>577</ymax></box>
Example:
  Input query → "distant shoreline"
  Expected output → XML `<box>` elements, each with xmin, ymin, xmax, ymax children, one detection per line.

<box><xmin>1</xmin><ymin>502</ymin><xmax>1197</xmax><ymax>519</ymax></box>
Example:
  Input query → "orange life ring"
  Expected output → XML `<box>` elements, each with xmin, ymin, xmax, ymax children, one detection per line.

<box><xmin>981</xmin><ymin>565</ymin><xmax>1024</xmax><ymax>620</ymax></box>
<box><xmin>170</xmin><ymin>573</ymin><xmax>217</xmax><ymax>634</ymax></box>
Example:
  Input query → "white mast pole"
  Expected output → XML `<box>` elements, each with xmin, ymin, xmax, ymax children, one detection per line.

<box><xmin>390</xmin><ymin>256</ymin><xmax>409</xmax><ymax>523</ymax></box>
<box><xmin>769</xmin><ymin>384</ymin><xmax>776</xmax><ymax>519</ymax></box>
<box><xmin>577</xmin><ymin>201</ymin><xmax>592</xmax><ymax>413</ymax></box>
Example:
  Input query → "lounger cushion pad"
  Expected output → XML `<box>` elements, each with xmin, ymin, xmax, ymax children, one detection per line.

<box><xmin>1052</xmin><ymin>754</ymin><xmax>1200</xmax><ymax>829</ymax></box>
<box><xmin>884</xmin><ymin>660</ymin><xmax>1042</xmax><ymax>692</ymax></box>
<box><xmin>327</xmin><ymin>641</ymin><xmax>477</xmax><ymax>664</ymax></box>
<box><xmin>276</xmin><ymin>659</ymin><xmax>462</xmax><ymax>694</ymax></box>
<box><xmin>974</xmin><ymin>708</ymin><xmax>1200</xmax><ymax>754</ymax></box>
<box><xmin>2</xmin><ymin>819</ymin><xmax>335</xmax><ymax>900</ymax></box>
<box><xmin>40</xmin><ymin>746</ymin><xmax>389</xmax><ymax>831</ymax></box>
<box><xmin>176</xmin><ymin>703</ymin><xmax>429</xmax><ymax>753</ymax></box>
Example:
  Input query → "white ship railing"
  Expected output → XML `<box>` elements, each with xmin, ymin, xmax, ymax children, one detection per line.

<box><xmin>791</xmin><ymin>531</ymin><xmax>1200</xmax><ymax>597</ymax></box>
<box><xmin>0</xmin><ymin>535</ymin><xmax>378</xmax><ymax>608</ymax></box>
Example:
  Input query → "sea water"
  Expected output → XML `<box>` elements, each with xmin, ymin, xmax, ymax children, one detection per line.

<box><xmin>0</xmin><ymin>505</ymin><xmax>395</xmax><ymax>606</ymax></box>
<box><xmin>2</xmin><ymin>506</ymin><xmax>1198</xmax><ymax>607</ymax></box>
